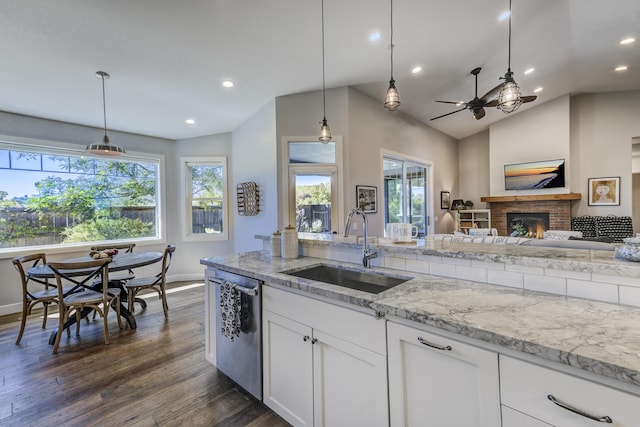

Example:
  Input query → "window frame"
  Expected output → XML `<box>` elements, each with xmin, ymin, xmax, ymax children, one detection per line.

<box><xmin>281</xmin><ymin>137</ymin><xmax>343</xmax><ymax>233</ymax></box>
<box><xmin>180</xmin><ymin>156</ymin><xmax>228</xmax><ymax>242</ymax></box>
<box><xmin>382</xmin><ymin>150</ymin><xmax>434</xmax><ymax>237</ymax></box>
<box><xmin>0</xmin><ymin>135</ymin><xmax>166</xmax><ymax>258</ymax></box>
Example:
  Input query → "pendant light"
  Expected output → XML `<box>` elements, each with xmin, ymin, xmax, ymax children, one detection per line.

<box><xmin>383</xmin><ymin>0</ymin><xmax>400</xmax><ymax>111</ymax></box>
<box><xmin>318</xmin><ymin>0</ymin><xmax>332</xmax><ymax>143</ymax></box>
<box><xmin>496</xmin><ymin>0</ymin><xmax>523</xmax><ymax>113</ymax></box>
<box><xmin>86</xmin><ymin>71</ymin><xmax>126</xmax><ymax>156</ymax></box>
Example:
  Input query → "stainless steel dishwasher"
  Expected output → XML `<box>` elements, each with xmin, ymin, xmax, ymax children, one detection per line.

<box><xmin>209</xmin><ymin>269</ymin><xmax>262</xmax><ymax>400</ymax></box>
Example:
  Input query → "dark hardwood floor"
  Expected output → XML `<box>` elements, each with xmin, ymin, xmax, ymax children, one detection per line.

<box><xmin>0</xmin><ymin>281</ymin><xmax>290</xmax><ymax>427</ymax></box>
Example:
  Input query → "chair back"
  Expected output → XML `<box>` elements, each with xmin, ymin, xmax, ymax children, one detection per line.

<box><xmin>12</xmin><ymin>253</ymin><xmax>50</xmax><ymax>297</ymax></box>
<box><xmin>159</xmin><ymin>245</ymin><xmax>176</xmax><ymax>282</ymax></box>
<box><xmin>47</xmin><ymin>258</ymin><xmax>112</xmax><ymax>300</ymax></box>
<box><xmin>91</xmin><ymin>243</ymin><xmax>136</xmax><ymax>253</ymax></box>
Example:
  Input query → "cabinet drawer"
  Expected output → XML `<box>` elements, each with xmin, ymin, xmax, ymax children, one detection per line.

<box><xmin>500</xmin><ymin>355</ymin><xmax>640</xmax><ymax>426</ymax></box>
<box><xmin>263</xmin><ymin>285</ymin><xmax>386</xmax><ymax>355</ymax></box>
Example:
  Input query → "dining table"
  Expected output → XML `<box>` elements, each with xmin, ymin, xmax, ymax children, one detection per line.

<box><xmin>27</xmin><ymin>251</ymin><xmax>164</xmax><ymax>345</ymax></box>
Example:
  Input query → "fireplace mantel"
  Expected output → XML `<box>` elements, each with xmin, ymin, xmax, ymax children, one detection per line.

<box><xmin>480</xmin><ymin>193</ymin><xmax>581</xmax><ymax>203</ymax></box>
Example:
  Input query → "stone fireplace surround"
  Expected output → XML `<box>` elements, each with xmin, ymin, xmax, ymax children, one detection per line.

<box><xmin>481</xmin><ymin>194</ymin><xmax>581</xmax><ymax>237</ymax></box>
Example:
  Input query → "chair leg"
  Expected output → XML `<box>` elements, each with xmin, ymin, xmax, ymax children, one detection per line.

<box><xmin>42</xmin><ymin>302</ymin><xmax>49</xmax><ymax>329</ymax></box>
<box><xmin>53</xmin><ymin>308</ymin><xmax>67</xmax><ymax>354</ymax></box>
<box><xmin>112</xmin><ymin>297</ymin><xmax>123</xmax><ymax>329</ymax></box>
<box><xmin>127</xmin><ymin>289</ymin><xmax>135</xmax><ymax>313</ymax></box>
<box><xmin>161</xmin><ymin>289</ymin><xmax>169</xmax><ymax>318</ymax></box>
<box><xmin>75</xmin><ymin>309</ymin><xmax>82</xmax><ymax>336</ymax></box>
<box><xmin>102</xmin><ymin>303</ymin><xmax>110</xmax><ymax>345</ymax></box>
<box><xmin>15</xmin><ymin>303</ymin><xmax>28</xmax><ymax>345</ymax></box>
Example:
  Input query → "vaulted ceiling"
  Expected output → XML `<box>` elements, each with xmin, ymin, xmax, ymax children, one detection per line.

<box><xmin>1</xmin><ymin>0</ymin><xmax>638</xmax><ymax>141</ymax></box>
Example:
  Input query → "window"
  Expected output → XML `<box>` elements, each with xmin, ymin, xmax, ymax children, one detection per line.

<box><xmin>0</xmin><ymin>139</ymin><xmax>162</xmax><ymax>252</ymax></box>
<box><xmin>284</xmin><ymin>139</ymin><xmax>342</xmax><ymax>233</ymax></box>
<box><xmin>383</xmin><ymin>155</ymin><xmax>431</xmax><ymax>237</ymax></box>
<box><xmin>181</xmin><ymin>157</ymin><xmax>228</xmax><ymax>241</ymax></box>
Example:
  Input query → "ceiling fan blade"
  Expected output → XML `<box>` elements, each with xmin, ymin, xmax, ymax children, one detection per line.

<box><xmin>430</xmin><ymin>107</ymin><xmax>467</xmax><ymax>121</ymax></box>
<box><xmin>484</xmin><ymin>99</ymin><xmax>498</xmax><ymax>108</ymax></box>
<box><xmin>435</xmin><ymin>100</ymin><xmax>467</xmax><ymax>106</ymax></box>
<box><xmin>479</xmin><ymin>83</ymin><xmax>505</xmax><ymax>102</ymax></box>
<box><xmin>473</xmin><ymin>108</ymin><xmax>486</xmax><ymax>120</ymax></box>
<box><xmin>521</xmin><ymin>95</ymin><xmax>537</xmax><ymax>103</ymax></box>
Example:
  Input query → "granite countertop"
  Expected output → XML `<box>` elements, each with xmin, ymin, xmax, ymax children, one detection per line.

<box><xmin>201</xmin><ymin>251</ymin><xmax>640</xmax><ymax>390</ymax></box>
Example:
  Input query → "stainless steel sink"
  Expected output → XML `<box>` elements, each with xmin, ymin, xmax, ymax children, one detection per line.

<box><xmin>281</xmin><ymin>264</ymin><xmax>411</xmax><ymax>294</ymax></box>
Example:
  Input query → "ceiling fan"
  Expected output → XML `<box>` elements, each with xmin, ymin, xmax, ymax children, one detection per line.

<box><xmin>430</xmin><ymin>67</ymin><xmax>503</xmax><ymax>121</ymax></box>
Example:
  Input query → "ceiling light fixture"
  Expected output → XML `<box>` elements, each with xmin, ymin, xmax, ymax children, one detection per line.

<box><xmin>412</xmin><ymin>66</ymin><xmax>422</xmax><ymax>74</ymax></box>
<box><xmin>85</xmin><ymin>71</ymin><xmax>126</xmax><ymax>156</ymax></box>
<box><xmin>384</xmin><ymin>0</ymin><xmax>400</xmax><ymax>111</ymax></box>
<box><xmin>222</xmin><ymin>80</ymin><xmax>234</xmax><ymax>88</ymax></box>
<box><xmin>318</xmin><ymin>0</ymin><xmax>331</xmax><ymax>143</ymax></box>
<box><xmin>615</xmin><ymin>65</ymin><xmax>629</xmax><ymax>71</ymax></box>
<box><xmin>185</xmin><ymin>119</ymin><xmax>196</xmax><ymax>125</ymax></box>
<box><xmin>496</xmin><ymin>0</ymin><xmax>536</xmax><ymax>113</ymax></box>
<box><xmin>370</xmin><ymin>32</ymin><xmax>381</xmax><ymax>42</ymax></box>
<box><xmin>524</xmin><ymin>67</ymin><xmax>535</xmax><ymax>75</ymax></box>
<box><xmin>620</xmin><ymin>37</ymin><xmax>636</xmax><ymax>45</ymax></box>
<box><xmin>533</xmin><ymin>87</ymin><xmax>543</xmax><ymax>93</ymax></box>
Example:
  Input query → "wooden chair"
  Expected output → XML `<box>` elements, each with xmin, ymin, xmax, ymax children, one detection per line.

<box><xmin>12</xmin><ymin>253</ymin><xmax>73</xmax><ymax>345</ymax></box>
<box><xmin>48</xmin><ymin>258</ymin><xmax>123</xmax><ymax>354</ymax></box>
<box><xmin>125</xmin><ymin>245</ymin><xmax>176</xmax><ymax>318</ymax></box>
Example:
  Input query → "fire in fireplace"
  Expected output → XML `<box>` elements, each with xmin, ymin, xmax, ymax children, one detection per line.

<box><xmin>507</xmin><ymin>212</ymin><xmax>550</xmax><ymax>239</ymax></box>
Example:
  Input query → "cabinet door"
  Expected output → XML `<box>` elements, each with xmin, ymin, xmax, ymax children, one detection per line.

<box><xmin>263</xmin><ymin>310</ymin><xmax>314</xmax><ymax>427</ymax></box>
<box><xmin>387</xmin><ymin>322</ymin><xmax>501</xmax><ymax>427</ymax></box>
<box><xmin>313</xmin><ymin>329</ymin><xmax>388</xmax><ymax>427</ymax></box>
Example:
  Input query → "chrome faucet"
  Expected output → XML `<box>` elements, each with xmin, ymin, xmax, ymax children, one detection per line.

<box><xmin>344</xmin><ymin>207</ymin><xmax>378</xmax><ymax>268</ymax></box>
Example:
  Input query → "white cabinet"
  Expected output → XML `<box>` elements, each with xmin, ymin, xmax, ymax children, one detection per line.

<box><xmin>501</xmin><ymin>406</ymin><xmax>551</xmax><ymax>427</ymax></box>
<box><xmin>455</xmin><ymin>209</ymin><xmax>491</xmax><ymax>234</ymax></box>
<box><xmin>500</xmin><ymin>355</ymin><xmax>640</xmax><ymax>427</ymax></box>
<box><xmin>387</xmin><ymin>321</ymin><xmax>501</xmax><ymax>427</ymax></box>
<box><xmin>262</xmin><ymin>286</ymin><xmax>388</xmax><ymax>427</ymax></box>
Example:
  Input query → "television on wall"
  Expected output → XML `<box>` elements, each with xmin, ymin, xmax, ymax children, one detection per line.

<box><xmin>504</xmin><ymin>159</ymin><xmax>565</xmax><ymax>191</ymax></box>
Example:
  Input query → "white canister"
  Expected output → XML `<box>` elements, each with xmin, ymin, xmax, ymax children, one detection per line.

<box><xmin>281</xmin><ymin>225</ymin><xmax>299</xmax><ymax>259</ymax></box>
<box><xmin>270</xmin><ymin>231</ymin><xmax>281</xmax><ymax>257</ymax></box>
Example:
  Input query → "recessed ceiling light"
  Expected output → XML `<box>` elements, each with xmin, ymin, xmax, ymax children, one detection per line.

<box><xmin>412</xmin><ymin>66</ymin><xmax>422</xmax><ymax>74</ymax></box>
<box><xmin>222</xmin><ymin>80</ymin><xmax>234</xmax><ymax>88</ymax></box>
<box><xmin>533</xmin><ymin>87</ymin><xmax>543</xmax><ymax>93</ymax></box>
<box><xmin>615</xmin><ymin>65</ymin><xmax>629</xmax><ymax>72</ymax></box>
<box><xmin>498</xmin><ymin>10</ymin><xmax>510</xmax><ymax>21</ymax></box>
<box><xmin>185</xmin><ymin>119</ymin><xmax>195</xmax><ymax>125</ymax></box>
<box><xmin>620</xmin><ymin>37</ymin><xmax>636</xmax><ymax>45</ymax></box>
<box><xmin>524</xmin><ymin>68</ymin><xmax>535</xmax><ymax>75</ymax></box>
<box><xmin>369</xmin><ymin>32</ymin><xmax>381</xmax><ymax>42</ymax></box>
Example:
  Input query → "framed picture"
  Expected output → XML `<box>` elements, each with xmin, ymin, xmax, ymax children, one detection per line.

<box><xmin>356</xmin><ymin>185</ymin><xmax>377</xmax><ymax>213</ymax></box>
<box><xmin>588</xmin><ymin>177</ymin><xmax>620</xmax><ymax>206</ymax></box>
<box><xmin>440</xmin><ymin>191</ymin><xmax>451</xmax><ymax>210</ymax></box>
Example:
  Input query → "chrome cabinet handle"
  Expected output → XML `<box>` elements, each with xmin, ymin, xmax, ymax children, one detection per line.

<box><xmin>311</xmin><ymin>338</ymin><xmax>318</xmax><ymax>344</ymax></box>
<box><xmin>303</xmin><ymin>335</ymin><xmax>310</xmax><ymax>342</ymax></box>
<box><xmin>208</xmin><ymin>277</ymin><xmax>258</xmax><ymax>296</ymax></box>
<box><xmin>547</xmin><ymin>394</ymin><xmax>613</xmax><ymax>423</ymax></box>
<box><xmin>417</xmin><ymin>336</ymin><xmax>452</xmax><ymax>351</ymax></box>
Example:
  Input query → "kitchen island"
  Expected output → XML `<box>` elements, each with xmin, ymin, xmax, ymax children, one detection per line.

<box><xmin>203</xmin><ymin>234</ymin><xmax>640</xmax><ymax>425</ymax></box>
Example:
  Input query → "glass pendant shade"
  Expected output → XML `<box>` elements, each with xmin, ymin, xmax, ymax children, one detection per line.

<box><xmin>497</xmin><ymin>78</ymin><xmax>523</xmax><ymax>113</ymax></box>
<box><xmin>86</xmin><ymin>71</ymin><xmax>126</xmax><ymax>156</ymax></box>
<box><xmin>384</xmin><ymin>79</ymin><xmax>401</xmax><ymax>111</ymax></box>
<box><xmin>319</xmin><ymin>118</ymin><xmax>332</xmax><ymax>143</ymax></box>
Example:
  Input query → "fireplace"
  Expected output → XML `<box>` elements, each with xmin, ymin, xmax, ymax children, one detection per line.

<box><xmin>507</xmin><ymin>212</ymin><xmax>550</xmax><ymax>238</ymax></box>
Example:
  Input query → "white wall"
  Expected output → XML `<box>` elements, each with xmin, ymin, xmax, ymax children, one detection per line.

<box><xmin>570</xmin><ymin>91</ymin><xmax>640</xmax><ymax>217</ymax></box>
<box><xmin>458</xmin><ymin>130</ymin><xmax>490</xmax><ymax>209</ymax></box>
<box><xmin>489</xmin><ymin>95</ymin><xmax>571</xmax><ymax>196</ymax></box>
<box><xmin>347</xmin><ymin>88</ymin><xmax>458</xmax><ymax>235</ymax></box>
<box><xmin>231</xmin><ymin>99</ymin><xmax>278</xmax><ymax>253</ymax></box>
<box><xmin>175</xmin><ymin>132</ymin><xmax>235</xmax><ymax>275</ymax></box>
